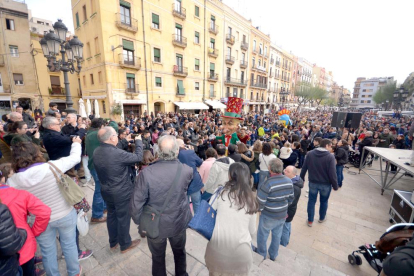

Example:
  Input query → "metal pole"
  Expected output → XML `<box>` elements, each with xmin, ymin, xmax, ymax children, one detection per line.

<box><xmin>60</xmin><ymin>45</ymin><xmax>75</xmax><ymax>113</ymax></box>
<box><xmin>141</xmin><ymin>0</ymin><xmax>149</xmax><ymax>115</ymax></box>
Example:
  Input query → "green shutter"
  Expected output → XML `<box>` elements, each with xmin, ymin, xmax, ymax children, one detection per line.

<box><xmin>211</xmin><ymin>15</ymin><xmax>215</xmax><ymax>20</ymax></box>
<box><xmin>122</xmin><ymin>39</ymin><xmax>134</xmax><ymax>51</ymax></box>
<box><xmin>195</xmin><ymin>31</ymin><xmax>199</xmax><ymax>38</ymax></box>
<box><xmin>120</xmin><ymin>0</ymin><xmax>131</xmax><ymax>8</ymax></box>
<box><xmin>195</xmin><ymin>6</ymin><xmax>199</xmax><ymax>17</ymax></box>
<box><xmin>152</xmin><ymin>13</ymin><xmax>159</xmax><ymax>24</ymax></box>
<box><xmin>154</xmin><ymin>48</ymin><xmax>160</xmax><ymax>58</ymax></box>
<box><xmin>177</xmin><ymin>80</ymin><xmax>184</xmax><ymax>95</ymax></box>
<box><xmin>210</xmin><ymin>63</ymin><xmax>215</xmax><ymax>70</ymax></box>
<box><xmin>175</xmin><ymin>23</ymin><xmax>182</xmax><ymax>29</ymax></box>
<box><xmin>176</xmin><ymin>54</ymin><xmax>183</xmax><ymax>58</ymax></box>
<box><xmin>210</xmin><ymin>38</ymin><xmax>215</xmax><ymax>43</ymax></box>
<box><xmin>76</xmin><ymin>13</ymin><xmax>80</xmax><ymax>27</ymax></box>
<box><xmin>155</xmin><ymin>77</ymin><xmax>161</xmax><ymax>84</ymax></box>
<box><xmin>126</xmin><ymin>73</ymin><xmax>135</xmax><ymax>79</ymax></box>
<box><xmin>195</xmin><ymin>59</ymin><xmax>199</xmax><ymax>66</ymax></box>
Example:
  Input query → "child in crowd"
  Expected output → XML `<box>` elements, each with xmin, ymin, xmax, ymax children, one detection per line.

<box><xmin>138</xmin><ymin>150</ymin><xmax>155</xmax><ymax>174</ymax></box>
<box><xmin>279</xmin><ymin>142</ymin><xmax>292</xmax><ymax>161</ymax></box>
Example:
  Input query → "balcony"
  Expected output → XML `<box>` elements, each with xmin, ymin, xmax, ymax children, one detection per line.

<box><xmin>270</xmin><ymin>58</ymin><xmax>275</xmax><ymax>64</ymax></box>
<box><xmin>118</xmin><ymin>54</ymin><xmax>141</xmax><ymax>70</ymax></box>
<box><xmin>225</xmin><ymin>55</ymin><xmax>235</xmax><ymax>65</ymax></box>
<box><xmin>209</xmin><ymin>23</ymin><xmax>219</xmax><ymax>35</ymax></box>
<box><xmin>208</xmin><ymin>73</ymin><xmax>218</xmax><ymax>82</ymax></box>
<box><xmin>172</xmin><ymin>4</ymin><xmax>186</xmax><ymax>19</ymax></box>
<box><xmin>240</xmin><ymin>60</ymin><xmax>248</xmax><ymax>69</ymax></box>
<box><xmin>250</xmin><ymin>82</ymin><xmax>267</xmax><ymax>89</ymax></box>
<box><xmin>268</xmin><ymin>88</ymin><xmax>277</xmax><ymax>93</ymax></box>
<box><xmin>276</xmin><ymin>61</ymin><xmax>280</xmax><ymax>67</ymax></box>
<box><xmin>240</xmin><ymin>41</ymin><xmax>248</xmax><ymax>51</ymax></box>
<box><xmin>252</xmin><ymin>47</ymin><xmax>258</xmax><ymax>55</ymax></box>
<box><xmin>172</xmin><ymin>34</ymin><xmax>187</xmax><ymax>48</ymax></box>
<box><xmin>124</xmin><ymin>83</ymin><xmax>139</xmax><ymax>94</ymax></box>
<box><xmin>115</xmin><ymin>13</ymin><xmax>138</xmax><ymax>33</ymax></box>
<box><xmin>49</xmin><ymin>86</ymin><xmax>65</xmax><ymax>95</ymax></box>
<box><xmin>173</xmin><ymin>65</ymin><xmax>188</xmax><ymax>77</ymax></box>
<box><xmin>224</xmin><ymin>77</ymin><xmax>247</xmax><ymax>87</ymax></box>
<box><xmin>208</xmin><ymin>47</ymin><xmax>219</xmax><ymax>58</ymax></box>
<box><xmin>226</xmin><ymin>34</ymin><xmax>235</xmax><ymax>45</ymax></box>
<box><xmin>275</xmin><ymin>74</ymin><xmax>280</xmax><ymax>79</ymax></box>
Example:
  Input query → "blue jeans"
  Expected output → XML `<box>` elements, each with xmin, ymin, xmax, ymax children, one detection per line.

<box><xmin>258</xmin><ymin>170</ymin><xmax>270</xmax><ymax>191</ymax></box>
<box><xmin>256</xmin><ymin>214</ymin><xmax>285</xmax><ymax>260</ymax></box>
<box><xmin>298</xmin><ymin>154</ymin><xmax>305</xmax><ymax>168</ymax></box>
<box><xmin>336</xmin><ymin>165</ymin><xmax>344</xmax><ymax>187</ymax></box>
<box><xmin>307</xmin><ymin>182</ymin><xmax>332</xmax><ymax>222</ymax></box>
<box><xmin>189</xmin><ymin>191</ymin><xmax>201</xmax><ymax>215</ymax></box>
<box><xmin>280</xmin><ymin>221</ymin><xmax>291</xmax><ymax>247</ymax></box>
<box><xmin>90</xmin><ymin>168</ymin><xmax>107</xmax><ymax>219</ymax></box>
<box><xmin>36</xmin><ymin>209</ymin><xmax>80</xmax><ymax>276</ymax></box>
<box><xmin>252</xmin><ymin>172</ymin><xmax>259</xmax><ymax>188</ymax></box>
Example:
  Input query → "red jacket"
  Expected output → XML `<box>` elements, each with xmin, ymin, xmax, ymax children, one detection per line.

<box><xmin>0</xmin><ymin>185</ymin><xmax>51</xmax><ymax>265</ymax></box>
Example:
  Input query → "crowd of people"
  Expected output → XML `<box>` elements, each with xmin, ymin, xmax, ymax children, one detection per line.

<box><xmin>0</xmin><ymin>100</ymin><xmax>413</xmax><ymax>276</ymax></box>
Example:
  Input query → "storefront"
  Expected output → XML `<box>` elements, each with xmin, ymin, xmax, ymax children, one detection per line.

<box><xmin>173</xmin><ymin>102</ymin><xmax>209</xmax><ymax>114</ymax></box>
<box><xmin>204</xmin><ymin>100</ymin><xmax>226</xmax><ymax>112</ymax></box>
<box><xmin>0</xmin><ymin>95</ymin><xmax>11</xmax><ymax>117</ymax></box>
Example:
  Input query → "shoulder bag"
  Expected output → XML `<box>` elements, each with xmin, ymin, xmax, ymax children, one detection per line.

<box><xmin>139</xmin><ymin>164</ymin><xmax>182</xmax><ymax>239</ymax></box>
<box><xmin>48</xmin><ymin>162</ymin><xmax>85</xmax><ymax>205</ymax></box>
<box><xmin>188</xmin><ymin>186</ymin><xmax>223</xmax><ymax>240</ymax></box>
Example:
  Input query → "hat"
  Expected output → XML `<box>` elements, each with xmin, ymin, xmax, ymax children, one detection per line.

<box><xmin>222</xmin><ymin>97</ymin><xmax>244</xmax><ymax>121</ymax></box>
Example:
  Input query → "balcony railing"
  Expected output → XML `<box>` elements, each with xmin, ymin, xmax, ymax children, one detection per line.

<box><xmin>49</xmin><ymin>86</ymin><xmax>65</xmax><ymax>95</ymax></box>
<box><xmin>172</xmin><ymin>4</ymin><xmax>186</xmax><ymax>19</ymax></box>
<box><xmin>240</xmin><ymin>60</ymin><xmax>248</xmax><ymax>68</ymax></box>
<box><xmin>173</xmin><ymin>65</ymin><xmax>188</xmax><ymax>77</ymax></box>
<box><xmin>208</xmin><ymin>47</ymin><xmax>218</xmax><ymax>58</ymax></box>
<box><xmin>118</xmin><ymin>53</ymin><xmax>141</xmax><ymax>70</ymax></box>
<box><xmin>224</xmin><ymin>77</ymin><xmax>247</xmax><ymax>87</ymax></box>
<box><xmin>240</xmin><ymin>41</ymin><xmax>248</xmax><ymax>51</ymax></box>
<box><xmin>226</xmin><ymin>34</ymin><xmax>235</xmax><ymax>45</ymax></box>
<box><xmin>225</xmin><ymin>55</ymin><xmax>235</xmax><ymax>65</ymax></box>
<box><xmin>270</xmin><ymin>58</ymin><xmax>275</xmax><ymax>64</ymax></box>
<box><xmin>268</xmin><ymin>88</ymin><xmax>277</xmax><ymax>93</ymax></box>
<box><xmin>172</xmin><ymin>34</ymin><xmax>187</xmax><ymax>48</ymax></box>
<box><xmin>253</xmin><ymin>47</ymin><xmax>258</xmax><ymax>54</ymax></box>
<box><xmin>208</xmin><ymin>73</ymin><xmax>218</xmax><ymax>82</ymax></box>
<box><xmin>276</xmin><ymin>61</ymin><xmax>280</xmax><ymax>67</ymax></box>
<box><xmin>124</xmin><ymin>83</ymin><xmax>139</xmax><ymax>94</ymax></box>
<box><xmin>209</xmin><ymin>23</ymin><xmax>219</xmax><ymax>35</ymax></box>
<box><xmin>250</xmin><ymin>82</ymin><xmax>267</xmax><ymax>89</ymax></box>
<box><xmin>115</xmin><ymin>13</ymin><xmax>138</xmax><ymax>33</ymax></box>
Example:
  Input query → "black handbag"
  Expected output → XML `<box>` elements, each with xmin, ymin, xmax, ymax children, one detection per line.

<box><xmin>139</xmin><ymin>164</ymin><xmax>182</xmax><ymax>239</ymax></box>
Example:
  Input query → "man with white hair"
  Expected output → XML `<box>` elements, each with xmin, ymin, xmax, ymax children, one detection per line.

<box><xmin>93</xmin><ymin>127</ymin><xmax>143</xmax><ymax>254</ymax></box>
<box><xmin>130</xmin><ymin>135</ymin><xmax>193</xmax><ymax>276</ymax></box>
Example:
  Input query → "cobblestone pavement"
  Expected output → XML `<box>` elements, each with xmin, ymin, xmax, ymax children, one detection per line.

<box><xmin>52</xmin><ymin>160</ymin><xmax>413</xmax><ymax>276</ymax></box>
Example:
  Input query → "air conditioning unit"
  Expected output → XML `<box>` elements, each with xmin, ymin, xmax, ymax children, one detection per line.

<box><xmin>31</xmin><ymin>27</ymin><xmax>37</xmax><ymax>32</ymax></box>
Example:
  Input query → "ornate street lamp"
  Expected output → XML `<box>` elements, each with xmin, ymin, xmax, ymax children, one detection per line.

<box><xmin>393</xmin><ymin>85</ymin><xmax>409</xmax><ymax>111</ymax></box>
<box><xmin>39</xmin><ymin>19</ymin><xmax>83</xmax><ymax>113</ymax></box>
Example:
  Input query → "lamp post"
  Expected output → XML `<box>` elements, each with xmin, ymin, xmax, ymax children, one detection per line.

<box><xmin>392</xmin><ymin>85</ymin><xmax>409</xmax><ymax>111</ymax></box>
<box><xmin>385</xmin><ymin>99</ymin><xmax>389</xmax><ymax>111</ymax></box>
<box><xmin>39</xmin><ymin>19</ymin><xmax>83</xmax><ymax>113</ymax></box>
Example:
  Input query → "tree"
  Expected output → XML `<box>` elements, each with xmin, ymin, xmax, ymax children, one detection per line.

<box><xmin>373</xmin><ymin>81</ymin><xmax>397</xmax><ymax>105</ymax></box>
<box><xmin>294</xmin><ymin>82</ymin><xmax>312</xmax><ymax>106</ymax></box>
<box><xmin>402</xmin><ymin>72</ymin><xmax>414</xmax><ymax>97</ymax></box>
<box><xmin>310</xmin><ymin>87</ymin><xmax>328</xmax><ymax>106</ymax></box>
<box><xmin>322</xmin><ymin>97</ymin><xmax>337</xmax><ymax>107</ymax></box>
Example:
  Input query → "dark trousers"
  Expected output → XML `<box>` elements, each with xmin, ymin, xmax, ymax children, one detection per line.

<box><xmin>21</xmin><ymin>257</ymin><xmax>35</xmax><ymax>276</ymax></box>
<box><xmin>106</xmin><ymin>199</ymin><xmax>132</xmax><ymax>251</ymax></box>
<box><xmin>147</xmin><ymin>230</ymin><xmax>188</xmax><ymax>276</ymax></box>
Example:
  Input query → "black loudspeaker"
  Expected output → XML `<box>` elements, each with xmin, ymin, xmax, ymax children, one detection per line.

<box><xmin>331</xmin><ymin>112</ymin><xmax>347</xmax><ymax>128</ymax></box>
<box><xmin>345</xmin><ymin>113</ymin><xmax>362</xmax><ymax>129</ymax></box>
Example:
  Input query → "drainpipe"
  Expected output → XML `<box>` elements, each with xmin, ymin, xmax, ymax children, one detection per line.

<box><xmin>141</xmin><ymin>0</ymin><xmax>149</xmax><ymax>114</ymax></box>
<box><xmin>203</xmin><ymin>0</ymin><xmax>206</xmax><ymax>101</ymax></box>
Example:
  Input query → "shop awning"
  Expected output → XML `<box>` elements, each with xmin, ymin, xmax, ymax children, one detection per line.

<box><xmin>174</xmin><ymin>102</ymin><xmax>209</xmax><ymax>110</ymax></box>
<box><xmin>0</xmin><ymin>95</ymin><xmax>11</xmax><ymax>101</ymax></box>
<box><xmin>204</xmin><ymin>100</ymin><xmax>226</xmax><ymax>109</ymax></box>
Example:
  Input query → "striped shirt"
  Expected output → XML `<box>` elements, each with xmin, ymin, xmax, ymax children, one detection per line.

<box><xmin>257</xmin><ymin>174</ymin><xmax>294</xmax><ymax>220</ymax></box>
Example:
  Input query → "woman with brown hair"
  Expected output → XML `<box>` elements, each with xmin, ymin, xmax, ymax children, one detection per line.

<box><xmin>3</xmin><ymin>121</ymin><xmax>40</xmax><ymax>146</ymax></box>
<box><xmin>258</xmin><ymin>142</ymin><xmax>277</xmax><ymax>190</ymax></box>
<box><xmin>240</xmin><ymin>140</ymin><xmax>262</xmax><ymax>190</ymax></box>
<box><xmin>205</xmin><ymin>162</ymin><xmax>258</xmax><ymax>276</ymax></box>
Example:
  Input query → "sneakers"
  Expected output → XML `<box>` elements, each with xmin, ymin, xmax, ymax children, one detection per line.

<box><xmin>307</xmin><ymin>221</ymin><xmax>313</xmax><ymax>227</ymax></box>
<box><xmin>90</xmin><ymin>216</ymin><xmax>107</xmax><ymax>223</ymax></box>
<box><xmin>78</xmin><ymin>250</ymin><xmax>93</xmax><ymax>261</ymax></box>
<box><xmin>35</xmin><ymin>268</ymin><xmax>46</xmax><ymax>276</ymax></box>
<box><xmin>121</xmin><ymin>239</ymin><xmax>141</xmax><ymax>254</ymax></box>
<box><xmin>318</xmin><ymin>218</ymin><xmax>327</xmax><ymax>223</ymax></box>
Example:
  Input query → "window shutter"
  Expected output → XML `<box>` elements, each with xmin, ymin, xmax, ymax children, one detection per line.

<box><xmin>13</xmin><ymin>74</ymin><xmax>23</xmax><ymax>81</ymax></box>
<box><xmin>177</xmin><ymin>80</ymin><xmax>184</xmax><ymax>94</ymax></box>
<box><xmin>210</xmin><ymin>63</ymin><xmax>215</xmax><ymax>70</ymax></box>
<box><xmin>152</xmin><ymin>13</ymin><xmax>159</xmax><ymax>24</ymax></box>
<box><xmin>120</xmin><ymin>0</ymin><xmax>131</xmax><ymax>8</ymax></box>
<box><xmin>156</xmin><ymin>77</ymin><xmax>161</xmax><ymax>84</ymax></box>
<box><xmin>210</xmin><ymin>38</ymin><xmax>215</xmax><ymax>43</ymax></box>
<box><xmin>195</xmin><ymin>59</ymin><xmax>199</xmax><ymax>66</ymax></box>
<box><xmin>154</xmin><ymin>48</ymin><xmax>160</xmax><ymax>58</ymax></box>
<box><xmin>122</xmin><ymin>39</ymin><xmax>134</xmax><ymax>51</ymax></box>
<box><xmin>211</xmin><ymin>15</ymin><xmax>215</xmax><ymax>21</ymax></box>
<box><xmin>50</xmin><ymin>76</ymin><xmax>60</xmax><ymax>85</ymax></box>
<box><xmin>126</xmin><ymin>73</ymin><xmax>135</xmax><ymax>79</ymax></box>
<box><xmin>195</xmin><ymin>31</ymin><xmax>199</xmax><ymax>38</ymax></box>
<box><xmin>175</xmin><ymin>23</ymin><xmax>182</xmax><ymax>29</ymax></box>
<box><xmin>176</xmin><ymin>54</ymin><xmax>183</xmax><ymax>58</ymax></box>
<box><xmin>76</xmin><ymin>13</ymin><xmax>80</xmax><ymax>27</ymax></box>
<box><xmin>195</xmin><ymin>6</ymin><xmax>199</xmax><ymax>17</ymax></box>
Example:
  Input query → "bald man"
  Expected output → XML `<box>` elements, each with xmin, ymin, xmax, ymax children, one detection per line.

<box><xmin>280</xmin><ymin>165</ymin><xmax>303</xmax><ymax>247</ymax></box>
<box><xmin>93</xmin><ymin>127</ymin><xmax>143</xmax><ymax>253</ymax></box>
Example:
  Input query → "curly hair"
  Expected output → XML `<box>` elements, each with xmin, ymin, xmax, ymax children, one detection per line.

<box><xmin>11</xmin><ymin>142</ymin><xmax>46</xmax><ymax>172</ymax></box>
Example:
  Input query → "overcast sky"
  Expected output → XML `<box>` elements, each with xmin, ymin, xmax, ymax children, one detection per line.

<box><xmin>26</xmin><ymin>0</ymin><xmax>414</xmax><ymax>91</ymax></box>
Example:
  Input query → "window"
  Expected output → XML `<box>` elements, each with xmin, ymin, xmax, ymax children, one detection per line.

<box><xmin>13</xmin><ymin>73</ymin><xmax>23</xmax><ymax>85</ymax></box>
<box><xmin>75</xmin><ymin>13</ymin><xmax>80</xmax><ymax>28</ymax></box>
<box><xmin>210</xmin><ymin>38</ymin><xmax>215</xmax><ymax>49</ymax></box>
<box><xmin>252</xmin><ymin>57</ymin><xmax>255</xmax><ymax>67</ymax></box>
<box><xmin>86</xmin><ymin>42</ymin><xmax>91</xmax><ymax>58</ymax></box>
<box><xmin>195</xmin><ymin>5</ymin><xmax>199</xmax><ymax>17</ymax></box>
<box><xmin>90</xmin><ymin>74</ymin><xmax>94</xmax><ymax>85</ymax></box>
<box><xmin>155</xmin><ymin>77</ymin><xmax>162</xmax><ymax>87</ymax></box>
<box><xmin>236</xmin><ymin>31</ymin><xmax>239</xmax><ymax>41</ymax></box>
<box><xmin>194</xmin><ymin>31</ymin><xmax>200</xmax><ymax>44</ymax></box>
<box><xmin>6</xmin><ymin>19</ymin><xmax>15</xmax><ymax>30</ymax></box>
<box><xmin>227</xmin><ymin>47</ymin><xmax>231</xmax><ymax>56</ymax></box>
<box><xmin>94</xmin><ymin>37</ymin><xmax>99</xmax><ymax>54</ymax></box>
<box><xmin>210</xmin><ymin>63</ymin><xmax>215</xmax><ymax>76</ymax></box>
<box><xmin>175</xmin><ymin>24</ymin><xmax>182</xmax><ymax>40</ymax></box>
<box><xmin>195</xmin><ymin>58</ymin><xmax>200</xmax><ymax>70</ymax></box>
<box><xmin>228</xmin><ymin>26</ymin><xmax>232</xmax><ymax>35</ymax></box>
<box><xmin>9</xmin><ymin>45</ymin><xmax>18</xmax><ymax>57</ymax></box>
<box><xmin>259</xmin><ymin>44</ymin><xmax>263</xmax><ymax>54</ymax></box>
<box><xmin>177</xmin><ymin>80</ymin><xmax>185</xmax><ymax>95</ymax></box>
<box><xmin>195</xmin><ymin>82</ymin><xmax>200</xmax><ymax>90</ymax></box>
<box><xmin>82</xmin><ymin>5</ymin><xmax>87</xmax><ymax>21</ymax></box>
<box><xmin>233</xmin><ymin>87</ymin><xmax>238</xmax><ymax>97</ymax></box>
<box><xmin>102</xmin><ymin>100</ymin><xmax>106</xmax><ymax>113</ymax></box>
<box><xmin>152</xmin><ymin>13</ymin><xmax>159</xmax><ymax>29</ymax></box>
<box><xmin>253</xmin><ymin>40</ymin><xmax>256</xmax><ymax>51</ymax></box>
<box><xmin>264</xmin><ymin>46</ymin><xmax>267</xmax><ymax>56</ymax></box>
<box><xmin>98</xmin><ymin>71</ymin><xmax>102</xmax><ymax>83</ymax></box>
<box><xmin>126</xmin><ymin>73</ymin><xmax>135</xmax><ymax>92</ymax></box>
<box><xmin>83</xmin><ymin>75</ymin><xmax>86</xmax><ymax>86</ymax></box>
<box><xmin>122</xmin><ymin>39</ymin><xmax>134</xmax><ymax>64</ymax></box>
<box><xmin>240</xmin><ymin>89</ymin><xmax>244</xmax><ymax>98</ymax></box>
<box><xmin>226</xmin><ymin>87</ymin><xmax>230</xmax><ymax>97</ymax></box>
<box><xmin>209</xmin><ymin>84</ymin><xmax>214</xmax><ymax>97</ymax></box>
<box><xmin>153</xmin><ymin>47</ymin><xmax>161</xmax><ymax>62</ymax></box>
<box><xmin>50</xmin><ymin>76</ymin><xmax>60</xmax><ymax>94</ymax></box>
<box><xmin>264</xmin><ymin>61</ymin><xmax>266</xmax><ymax>68</ymax></box>
<box><xmin>120</xmin><ymin>2</ymin><xmax>131</xmax><ymax>26</ymax></box>
<box><xmin>211</xmin><ymin>15</ymin><xmax>215</xmax><ymax>27</ymax></box>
